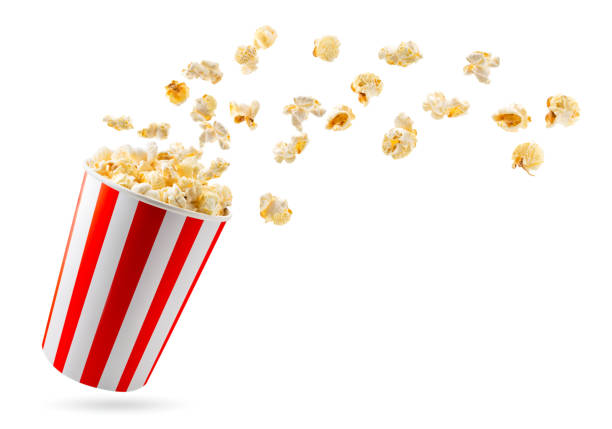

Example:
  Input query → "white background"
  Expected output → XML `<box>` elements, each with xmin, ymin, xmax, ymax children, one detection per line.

<box><xmin>1</xmin><ymin>0</ymin><xmax>611</xmax><ymax>427</ymax></box>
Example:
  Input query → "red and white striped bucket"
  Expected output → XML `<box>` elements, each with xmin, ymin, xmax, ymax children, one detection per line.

<box><xmin>42</xmin><ymin>166</ymin><xmax>229</xmax><ymax>391</ymax></box>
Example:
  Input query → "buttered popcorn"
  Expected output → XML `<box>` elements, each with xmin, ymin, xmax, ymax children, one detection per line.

<box><xmin>103</xmin><ymin>115</ymin><xmax>133</xmax><ymax>131</ymax></box>
<box><xmin>229</xmin><ymin>100</ymin><xmax>260</xmax><ymax>129</ymax></box>
<box><xmin>492</xmin><ymin>104</ymin><xmax>531</xmax><ymax>131</ymax></box>
<box><xmin>138</xmin><ymin>122</ymin><xmax>170</xmax><ymax>139</ymax></box>
<box><xmin>254</xmin><ymin>25</ymin><xmax>277</xmax><ymax>49</ymax></box>
<box><xmin>283</xmin><ymin>96</ymin><xmax>326</xmax><ymax>131</ymax></box>
<box><xmin>464</xmin><ymin>51</ymin><xmax>500</xmax><ymax>84</ymax></box>
<box><xmin>351</xmin><ymin>73</ymin><xmax>383</xmax><ymax>105</ymax></box>
<box><xmin>87</xmin><ymin>142</ymin><xmax>232</xmax><ymax>216</ymax></box>
<box><xmin>165</xmin><ymin>80</ymin><xmax>190</xmax><ymax>105</ymax></box>
<box><xmin>326</xmin><ymin>105</ymin><xmax>355</xmax><ymax>131</ymax></box>
<box><xmin>422</xmin><ymin>92</ymin><xmax>469</xmax><ymax>119</ymax></box>
<box><xmin>199</xmin><ymin>121</ymin><xmax>231</xmax><ymax>150</ymax></box>
<box><xmin>378</xmin><ymin>41</ymin><xmax>422</xmax><ymax>67</ymax></box>
<box><xmin>313</xmin><ymin>35</ymin><xmax>341</xmax><ymax>62</ymax></box>
<box><xmin>382</xmin><ymin>113</ymin><xmax>418</xmax><ymax>159</ymax></box>
<box><xmin>260</xmin><ymin>193</ymin><xmax>292</xmax><ymax>225</ymax></box>
<box><xmin>191</xmin><ymin>95</ymin><xmax>218</xmax><ymax>122</ymax></box>
<box><xmin>235</xmin><ymin>45</ymin><xmax>259</xmax><ymax>74</ymax></box>
<box><xmin>273</xmin><ymin>133</ymin><xmax>309</xmax><ymax>163</ymax></box>
<box><xmin>512</xmin><ymin>142</ymin><xmax>544</xmax><ymax>176</ymax></box>
<box><xmin>183</xmin><ymin>60</ymin><xmax>223</xmax><ymax>84</ymax></box>
<box><xmin>545</xmin><ymin>95</ymin><xmax>580</xmax><ymax>127</ymax></box>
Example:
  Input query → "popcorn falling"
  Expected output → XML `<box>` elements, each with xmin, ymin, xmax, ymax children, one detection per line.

<box><xmin>260</xmin><ymin>193</ymin><xmax>292</xmax><ymax>225</ymax></box>
<box><xmin>165</xmin><ymin>80</ymin><xmax>190</xmax><ymax>105</ymax></box>
<box><xmin>545</xmin><ymin>95</ymin><xmax>580</xmax><ymax>127</ymax></box>
<box><xmin>382</xmin><ymin>113</ymin><xmax>418</xmax><ymax>159</ymax></box>
<box><xmin>313</xmin><ymin>35</ymin><xmax>341</xmax><ymax>62</ymax></box>
<box><xmin>235</xmin><ymin>45</ymin><xmax>259</xmax><ymax>74</ymax></box>
<box><xmin>492</xmin><ymin>104</ymin><xmax>531</xmax><ymax>131</ymax></box>
<box><xmin>283</xmin><ymin>96</ymin><xmax>326</xmax><ymax>131</ymax></box>
<box><xmin>422</xmin><ymin>92</ymin><xmax>469</xmax><ymax>119</ymax></box>
<box><xmin>463</xmin><ymin>51</ymin><xmax>500</xmax><ymax>84</ymax></box>
<box><xmin>378</xmin><ymin>41</ymin><xmax>422</xmax><ymax>67</ymax></box>
<box><xmin>254</xmin><ymin>25</ymin><xmax>277</xmax><ymax>49</ymax></box>
<box><xmin>199</xmin><ymin>121</ymin><xmax>231</xmax><ymax>150</ymax></box>
<box><xmin>273</xmin><ymin>133</ymin><xmax>309</xmax><ymax>163</ymax></box>
<box><xmin>325</xmin><ymin>105</ymin><xmax>355</xmax><ymax>131</ymax></box>
<box><xmin>138</xmin><ymin>122</ymin><xmax>170</xmax><ymax>139</ymax></box>
<box><xmin>351</xmin><ymin>73</ymin><xmax>383</xmax><ymax>105</ymax></box>
<box><xmin>229</xmin><ymin>100</ymin><xmax>260</xmax><ymax>129</ymax></box>
<box><xmin>183</xmin><ymin>60</ymin><xmax>223</xmax><ymax>84</ymax></box>
<box><xmin>103</xmin><ymin>115</ymin><xmax>133</xmax><ymax>131</ymax></box>
<box><xmin>191</xmin><ymin>95</ymin><xmax>218</xmax><ymax>122</ymax></box>
<box><xmin>512</xmin><ymin>142</ymin><xmax>544</xmax><ymax>176</ymax></box>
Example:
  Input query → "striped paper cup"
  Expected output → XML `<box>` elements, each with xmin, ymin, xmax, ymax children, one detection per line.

<box><xmin>42</xmin><ymin>166</ymin><xmax>229</xmax><ymax>391</ymax></box>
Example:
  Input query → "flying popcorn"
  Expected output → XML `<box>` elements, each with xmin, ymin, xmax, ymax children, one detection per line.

<box><xmin>382</xmin><ymin>113</ymin><xmax>418</xmax><ymax>159</ymax></box>
<box><xmin>283</xmin><ymin>96</ymin><xmax>326</xmax><ymax>131</ymax></box>
<box><xmin>325</xmin><ymin>105</ymin><xmax>355</xmax><ymax>131</ymax></box>
<box><xmin>229</xmin><ymin>100</ymin><xmax>260</xmax><ymax>129</ymax></box>
<box><xmin>512</xmin><ymin>142</ymin><xmax>544</xmax><ymax>176</ymax></box>
<box><xmin>260</xmin><ymin>193</ymin><xmax>292</xmax><ymax>225</ymax></box>
<box><xmin>422</xmin><ymin>92</ymin><xmax>469</xmax><ymax>119</ymax></box>
<box><xmin>254</xmin><ymin>25</ymin><xmax>277</xmax><ymax>49</ymax></box>
<box><xmin>199</xmin><ymin>157</ymin><xmax>230</xmax><ymax>181</ymax></box>
<box><xmin>138</xmin><ymin>122</ymin><xmax>170</xmax><ymax>139</ymax></box>
<box><xmin>235</xmin><ymin>45</ymin><xmax>259</xmax><ymax>74</ymax></box>
<box><xmin>351</xmin><ymin>73</ymin><xmax>383</xmax><ymax>105</ymax></box>
<box><xmin>191</xmin><ymin>95</ymin><xmax>218</xmax><ymax>122</ymax></box>
<box><xmin>545</xmin><ymin>95</ymin><xmax>580</xmax><ymax>127</ymax></box>
<box><xmin>463</xmin><ymin>51</ymin><xmax>500</xmax><ymax>84</ymax></box>
<box><xmin>183</xmin><ymin>60</ymin><xmax>223</xmax><ymax>84</ymax></box>
<box><xmin>273</xmin><ymin>133</ymin><xmax>309</xmax><ymax>163</ymax></box>
<box><xmin>103</xmin><ymin>115</ymin><xmax>133</xmax><ymax>131</ymax></box>
<box><xmin>165</xmin><ymin>80</ymin><xmax>190</xmax><ymax>105</ymax></box>
<box><xmin>378</xmin><ymin>41</ymin><xmax>422</xmax><ymax>67</ymax></box>
<box><xmin>199</xmin><ymin>121</ymin><xmax>231</xmax><ymax>150</ymax></box>
<box><xmin>492</xmin><ymin>104</ymin><xmax>531</xmax><ymax>132</ymax></box>
<box><xmin>313</xmin><ymin>35</ymin><xmax>341</xmax><ymax>62</ymax></box>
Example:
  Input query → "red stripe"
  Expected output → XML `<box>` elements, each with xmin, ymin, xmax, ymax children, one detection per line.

<box><xmin>43</xmin><ymin>173</ymin><xmax>87</xmax><ymax>349</ymax></box>
<box><xmin>115</xmin><ymin>217</ymin><xmax>204</xmax><ymax>391</ymax></box>
<box><xmin>53</xmin><ymin>184</ymin><xmax>119</xmax><ymax>372</ymax></box>
<box><xmin>79</xmin><ymin>202</ymin><xmax>166</xmax><ymax>388</ymax></box>
<box><xmin>144</xmin><ymin>221</ymin><xmax>226</xmax><ymax>386</ymax></box>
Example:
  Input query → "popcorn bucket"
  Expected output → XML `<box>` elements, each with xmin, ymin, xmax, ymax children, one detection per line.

<box><xmin>42</xmin><ymin>166</ymin><xmax>229</xmax><ymax>391</ymax></box>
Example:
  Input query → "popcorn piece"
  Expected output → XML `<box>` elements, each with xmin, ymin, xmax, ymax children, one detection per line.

<box><xmin>273</xmin><ymin>133</ymin><xmax>309</xmax><ymax>163</ymax></box>
<box><xmin>463</xmin><ymin>51</ymin><xmax>500</xmax><ymax>84</ymax></box>
<box><xmin>283</xmin><ymin>96</ymin><xmax>326</xmax><ymax>131</ymax></box>
<box><xmin>229</xmin><ymin>100</ymin><xmax>260</xmax><ymax>129</ymax></box>
<box><xmin>422</xmin><ymin>92</ymin><xmax>469</xmax><ymax>119</ymax></box>
<box><xmin>200</xmin><ymin>157</ymin><xmax>230</xmax><ymax>181</ymax></box>
<box><xmin>545</xmin><ymin>95</ymin><xmax>580</xmax><ymax>127</ymax></box>
<box><xmin>394</xmin><ymin>112</ymin><xmax>414</xmax><ymax>131</ymax></box>
<box><xmin>138</xmin><ymin>122</ymin><xmax>170</xmax><ymax>139</ymax></box>
<box><xmin>492</xmin><ymin>104</ymin><xmax>531</xmax><ymax>132</ymax></box>
<box><xmin>199</xmin><ymin>121</ymin><xmax>231</xmax><ymax>150</ymax></box>
<box><xmin>165</xmin><ymin>80</ymin><xmax>189</xmax><ymax>105</ymax></box>
<box><xmin>103</xmin><ymin>115</ymin><xmax>133</xmax><ymax>131</ymax></box>
<box><xmin>313</xmin><ymin>35</ymin><xmax>340</xmax><ymax>62</ymax></box>
<box><xmin>512</xmin><ymin>142</ymin><xmax>544</xmax><ymax>176</ymax></box>
<box><xmin>378</xmin><ymin>41</ymin><xmax>422</xmax><ymax>67</ymax></box>
<box><xmin>254</xmin><ymin>25</ymin><xmax>277</xmax><ymax>49</ymax></box>
<box><xmin>131</xmin><ymin>182</ymin><xmax>152</xmax><ymax>195</ymax></box>
<box><xmin>351</xmin><ymin>73</ymin><xmax>383</xmax><ymax>105</ymax></box>
<box><xmin>183</xmin><ymin>60</ymin><xmax>223</xmax><ymax>84</ymax></box>
<box><xmin>235</xmin><ymin>45</ymin><xmax>259</xmax><ymax>74</ymax></box>
<box><xmin>191</xmin><ymin>95</ymin><xmax>218</xmax><ymax>122</ymax></box>
<box><xmin>260</xmin><ymin>193</ymin><xmax>292</xmax><ymax>225</ymax></box>
<box><xmin>382</xmin><ymin>113</ymin><xmax>418</xmax><ymax>159</ymax></box>
<box><xmin>325</xmin><ymin>105</ymin><xmax>355</xmax><ymax>131</ymax></box>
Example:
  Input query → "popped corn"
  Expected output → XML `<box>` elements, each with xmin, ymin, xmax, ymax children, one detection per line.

<box><xmin>229</xmin><ymin>100</ymin><xmax>260</xmax><ymax>129</ymax></box>
<box><xmin>273</xmin><ymin>133</ymin><xmax>309</xmax><ymax>163</ymax></box>
<box><xmin>378</xmin><ymin>41</ymin><xmax>422</xmax><ymax>67</ymax></box>
<box><xmin>138</xmin><ymin>122</ymin><xmax>170</xmax><ymax>139</ymax></box>
<box><xmin>260</xmin><ymin>193</ymin><xmax>292</xmax><ymax>225</ymax></box>
<box><xmin>325</xmin><ymin>105</ymin><xmax>355</xmax><ymax>131</ymax></box>
<box><xmin>313</xmin><ymin>35</ymin><xmax>340</xmax><ymax>62</ymax></box>
<box><xmin>512</xmin><ymin>142</ymin><xmax>544</xmax><ymax>176</ymax></box>
<box><xmin>199</xmin><ymin>121</ymin><xmax>231</xmax><ymax>150</ymax></box>
<box><xmin>103</xmin><ymin>115</ymin><xmax>133</xmax><ymax>131</ymax></box>
<box><xmin>235</xmin><ymin>45</ymin><xmax>259</xmax><ymax>74</ymax></box>
<box><xmin>492</xmin><ymin>104</ymin><xmax>531</xmax><ymax>132</ymax></box>
<box><xmin>87</xmin><ymin>142</ymin><xmax>231</xmax><ymax>216</ymax></box>
<box><xmin>351</xmin><ymin>73</ymin><xmax>383</xmax><ymax>105</ymax></box>
<box><xmin>254</xmin><ymin>25</ymin><xmax>277</xmax><ymax>49</ymax></box>
<box><xmin>382</xmin><ymin>113</ymin><xmax>418</xmax><ymax>159</ymax></box>
<box><xmin>545</xmin><ymin>95</ymin><xmax>580</xmax><ymax>127</ymax></box>
<box><xmin>422</xmin><ymin>92</ymin><xmax>469</xmax><ymax>119</ymax></box>
<box><xmin>183</xmin><ymin>60</ymin><xmax>223</xmax><ymax>84</ymax></box>
<box><xmin>191</xmin><ymin>95</ymin><xmax>218</xmax><ymax>122</ymax></box>
<box><xmin>463</xmin><ymin>51</ymin><xmax>500</xmax><ymax>84</ymax></box>
<box><xmin>283</xmin><ymin>96</ymin><xmax>326</xmax><ymax>131</ymax></box>
<box><xmin>165</xmin><ymin>80</ymin><xmax>190</xmax><ymax>105</ymax></box>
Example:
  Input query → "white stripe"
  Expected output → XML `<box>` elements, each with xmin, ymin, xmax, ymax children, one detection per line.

<box><xmin>96</xmin><ymin>212</ymin><xmax>185</xmax><ymax>391</ymax></box>
<box><xmin>44</xmin><ymin>175</ymin><xmax>100</xmax><ymax>363</ymax></box>
<box><xmin>62</xmin><ymin>192</ymin><xmax>138</xmax><ymax>381</ymax></box>
<box><xmin>127</xmin><ymin>221</ymin><xmax>221</xmax><ymax>390</ymax></box>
